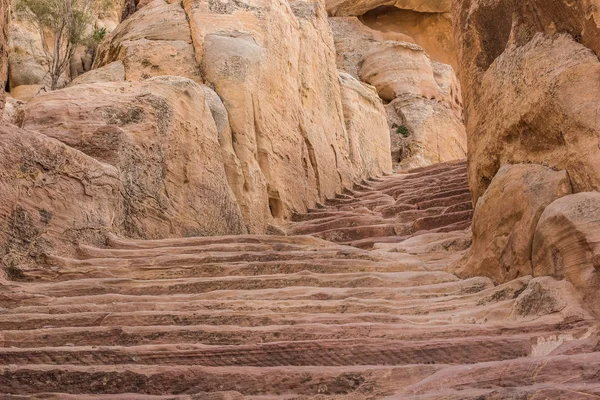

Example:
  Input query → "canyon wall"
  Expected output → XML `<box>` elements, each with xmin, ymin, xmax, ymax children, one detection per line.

<box><xmin>326</xmin><ymin>0</ymin><xmax>456</xmax><ymax>69</ymax></box>
<box><xmin>328</xmin><ymin>4</ymin><xmax>466</xmax><ymax>168</ymax></box>
<box><xmin>92</xmin><ymin>0</ymin><xmax>392</xmax><ymax>233</ymax></box>
<box><xmin>453</xmin><ymin>0</ymin><xmax>600</xmax><ymax>312</ymax></box>
<box><xmin>1</xmin><ymin>0</ymin><xmax>393</xmax><ymax>268</ymax></box>
<box><xmin>0</xmin><ymin>0</ymin><xmax>8</xmax><ymax>115</ymax></box>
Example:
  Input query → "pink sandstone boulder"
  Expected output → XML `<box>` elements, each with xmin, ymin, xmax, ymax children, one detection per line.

<box><xmin>455</xmin><ymin>164</ymin><xmax>571</xmax><ymax>283</ymax></box>
<box><xmin>532</xmin><ymin>192</ymin><xmax>600</xmax><ymax>315</ymax></box>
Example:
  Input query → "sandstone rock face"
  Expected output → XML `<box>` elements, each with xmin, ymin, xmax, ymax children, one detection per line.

<box><xmin>327</xmin><ymin>0</ymin><xmax>451</xmax><ymax>15</ymax></box>
<box><xmin>68</xmin><ymin>61</ymin><xmax>126</xmax><ymax>87</ymax></box>
<box><xmin>6</xmin><ymin>5</ymin><xmax>120</xmax><ymax>99</ymax></box>
<box><xmin>0</xmin><ymin>0</ymin><xmax>8</xmax><ymax>116</ymax></box>
<box><xmin>6</xmin><ymin>19</ymin><xmax>49</xmax><ymax>99</ymax></box>
<box><xmin>19</xmin><ymin>76</ymin><xmax>247</xmax><ymax>238</ymax></box>
<box><xmin>338</xmin><ymin>72</ymin><xmax>391</xmax><ymax>182</ymax></box>
<box><xmin>0</xmin><ymin>124</ymin><xmax>125</xmax><ymax>273</ymax></box>
<box><xmin>96</xmin><ymin>0</ymin><xmax>392</xmax><ymax>233</ymax></box>
<box><xmin>359</xmin><ymin>5</ymin><xmax>456</xmax><ymax>69</ymax></box>
<box><xmin>453</xmin><ymin>1</ymin><xmax>600</xmax><ymax>203</ymax></box>
<box><xmin>533</xmin><ymin>192</ymin><xmax>600</xmax><ymax>315</ymax></box>
<box><xmin>94</xmin><ymin>0</ymin><xmax>201</xmax><ymax>83</ymax></box>
<box><xmin>330</xmin><ymin>17</ymin><xmax>466</xmax><ymax>169</ymax></box>
<box><xmin>2</xmin><ymin>95</ymin><xmax>25</xmax><ymax>124</ymax></box>
<box><xmin>456</xmin><ymin>164</ymin><xmax>572</xmax><ymax>284</ymax></box>
<box><xmin>326</xmin><ymin>0</ymin><xmax>457</xmax><ymax>69</ymax></box>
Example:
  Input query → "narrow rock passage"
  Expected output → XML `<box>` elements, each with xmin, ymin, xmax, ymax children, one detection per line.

<box><xmin>1</xmin><ymin>161</ymin><xmax>599</xmax><ymax>399</ymax></box>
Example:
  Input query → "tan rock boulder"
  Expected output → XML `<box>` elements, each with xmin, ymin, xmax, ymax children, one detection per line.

<box><xmin>455</xmin><ymin>164</ymin><xmax>572</xmax><ymax>284</ymax></box>
<box><xmin>0</xmin><ymin>0</ymin><xmax>8</xmax><ymax>115</ymax></box>
<box><xmin>338</xmin><ymin>72</ymin><xmax>392</xmax><ymax>178</ymax></box>
<box><xmin>532</xmin><ymin>192</ymin><xmax>600</xmax><ymax>314</ymax></box>
<box><xmin>0</xmin><ymin>124</ymin><xmax>125</xmax><ymax>273</ymax></box>
<box><xmin>19</xmin><ymin>76</ymin><xmax>247</xmax><ymax>238</ymax></box>
<box><xmin>6</xmin><ymin>19</ymin><xmax>48</xmax><ymax>100</ymax></box>
<box><xmin>94</xmin><ymin>0</ymin><xmax>200</xmax><ymax>83</ymax></box>
<box><xmin>69</xmin><ymin>61</ymin><xmax>126</xmax><ymax>87</ymax></box>
<box><xmin>330</xmin><ymin>17</ymin><xmax>465</xmax><ymax>169</ymax></box>
<box><xmin>453</xmin><ymin>0</ymin><xmax>600</xmax><ymax>204</ymax></box>
<box><xmin>360</xmin><ymin>41</ymin><xmax>439</xmax><ymax>102</ymax></box>
<box><xmin>326</xmin><ymin>0</ymin><xmax>451</xmax><ymax>15</ymax></box>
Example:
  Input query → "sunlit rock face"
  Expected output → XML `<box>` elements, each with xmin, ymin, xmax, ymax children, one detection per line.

<box><xmin>451</xmin><ymin>0</ymin><xmax>600</xmax><ymax>312</ymax></box>
<box><xmin>453</xmin><ymin>0</ymin><xmax>600</xmax><ymax>204</ymax></box>
<box><xmin>93</xmin><ymin>0</ymin><xmax>392</xmax><ymax>233</ymax></box>
<box><xmin>326</xmin><ymin>0</ymin><xmax>457</xmax><ymax>69</ymax></box>
<box><xmin>330</xmin><ymin>16</ymin><xmax>466</xmax><ymax>169</ymax></box>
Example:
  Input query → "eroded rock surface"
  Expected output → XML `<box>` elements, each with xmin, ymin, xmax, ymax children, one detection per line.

<box><xmin>0</xmin><ymin>124</ymin><xmax>125</xmax><ymax>273</ymax></box>
<box><xmin>450</xmin><ymin>0</ymin><xmax>600</xmax><ymax>308</ymax></box>
<box><xmin>533</xmin><ymin>192</ymin><xmax>600</xmax><ymax>316</ymax></box>
<box><xmin>453</xmin><ymin>0</ymin><xmax>600</xmax><ymax>203</ymax></box>
<box><xmin>456</xmin><ymin>164</ymin><xmax>572</xmax><ymax>284</ymax></box>
<box><xmin>0</xmin><ymin>0</ymin><xmax>9</xmax><ymax>115</ymax></box>
<box><xmin>326</xmin><ymin>0</ymin><xmax>457</xmax><ymax>69</ymax></box>
<box><xmin>19</xmin><ymin>76</ymin><xmax>247</xmax><ymax>239</ymax></box>
<box><xmin>6</xmin><ymin>6</ymin><xmax>120</xmax><ymax>101</ymax></box>
<box><xmin>330</xmin><ymin>17</ymin><xmax>466</xmax><ymax>168</ymax></box>
<box><xmin>95</xmin><ymin>0</ymin><xmax>393</xmax><ymax>232</ymax></box>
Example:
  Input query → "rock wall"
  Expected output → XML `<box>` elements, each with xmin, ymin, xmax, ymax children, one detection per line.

<box><xmin>0</xmin><ymin>0</ymin><xmax>8</xmax><ymax>115</ymax></box>
<box><xmin>0</xmin><ymin>124</ymin><xmax>126</xmax><ymax>273</ymax></box>
<box><xmin>453</xmin><ymin>0</ymin><xmax>600</xmax><ymax>312</ymax></box>
<box><xmin>19</xmin><ymin>77</ymin><xmax>247</xmax><ymax>239</ymax></box>
<box><xmin>453</xmin><ymin>0</ymin><xmax>600</xmax><ymax>203</ymax></box>
<box><xmin>326</xmin><ymin>0</ymin><xmax>457</xmax><ymax>69</ymax></box>
<box><xmin>6</xmin><ymin>4</ymin><xmax>120</xmax><ymax>101</ymax></box>
<box><xmin>0</xmin><ymin>0</ymin><xmax>392</xmax><ymax>267</ymax></box>
<box><xmin>93</xmin><ymin>0</ymin><xmax>392</xmax><ymax>233</ymax></box>
<box><xmin>330</xmin><ymin>17</ymin><xmax>466</xmax><ymax>169</ymax></box>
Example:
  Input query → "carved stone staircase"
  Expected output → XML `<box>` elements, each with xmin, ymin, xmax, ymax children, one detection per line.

<box><xmin>1</xmin><ymin>161</ymin><xmax>599</xmax><ymax>399</ymax></box>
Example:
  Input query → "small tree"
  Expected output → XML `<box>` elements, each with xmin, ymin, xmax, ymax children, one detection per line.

<box><xmin>14</xmin><ymin>0</ymin><xmax>101</xmax><ymax>90</ymax></box>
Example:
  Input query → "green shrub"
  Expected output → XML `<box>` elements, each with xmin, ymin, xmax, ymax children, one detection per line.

<box><xmin>92</xmin><ymin>25</ymin><xmax>108</xmax><ymax>43</ymax></box>
<box><xmin>396</xmin><ymin>124</ymin><xmax>410</xmax><ymax>138</ymax></box>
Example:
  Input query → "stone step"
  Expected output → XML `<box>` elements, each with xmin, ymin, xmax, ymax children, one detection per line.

<box><xmin>0</xmin><ymin>337</ymin><xmax>533</xmax><ymax>367</ymax></box>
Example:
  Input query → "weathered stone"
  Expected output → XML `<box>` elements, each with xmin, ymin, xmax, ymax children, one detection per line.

<box><xmin>455</xmin><ymin>164</ymin><xmax>572</xmax><ymax>284</ymax></box>
<box><xmin>94</xmin><ymin>0</ymin><xmax>201</xmax><ymax>83</ymax></box>
<box><xmin>453</xmin><ymin>0</ymin><xmax>600</xmax><ymax>203</ymax></box>
<box><xmin>7</xmin><ymin>19</ymin><xmax>48</xmax><ymax>94</ymax></box>
<box><xmin>326</xmin><ymin>0</ymin><xmax>451</xmax><ymax>15</ymax></box>
<box><xmin>338</xmin><ymin>72</ymin><xmax>392</xmax><ymax>181</ymax></box>
<box><xmin>0</xmin><ymin>0</ymin><xmax>8</xmax><ymax>115</ymax></box>
<box><xmin>182</xmin><ymin>0</ymin><xmax>391</xmax><ymax>231</ymax></box>
<box><xmin>19</xmin><ymin>76</ymin><xmax>247</xmax><ymax>239</ymax></box>
<box><xmin>2</xmin><ymin>95</ymin><xmax>25</xmax><ymax>124</ymax></box>
<box><xmin>69</xmin><ymin>61</ymin><xmax>126</xmax><ymax>87</ymax></box>
<box><xmin>327</xmin><ymin>0</ymin><xmax>457</xmax><ymax>69</ymax></box>
<box><xmin>532</xmin><ymin>192</ymin><xmax>600</xmax><ymax>314</ymax></box>
<box><xmin>331</xmin><ymin>17</ymin><xmax>465</xmax><ymax>168</ymax></box>
<box><xmin>0</xmin><ymin>124</ymin><xmax>125</xmax><ymax>271</ymax></box>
